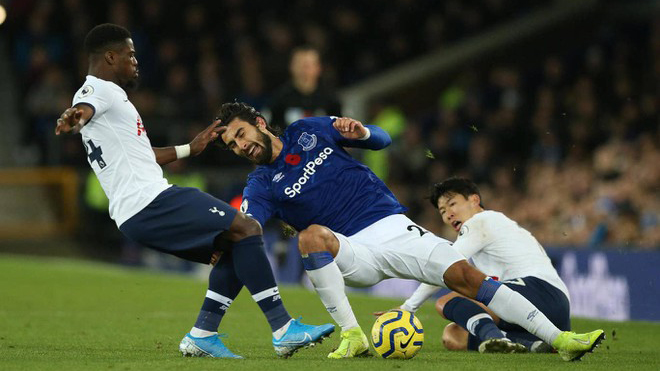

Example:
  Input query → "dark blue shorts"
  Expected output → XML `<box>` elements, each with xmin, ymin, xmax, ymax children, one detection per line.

<box><xmin>467</xmin><ymin>276</ymin><xmax>570</xmax><ymax>350</ymax></box>
<box><xmin>119</xmin><ymin>186</ymin><xmax>238</xmax><ymax>264</ymax></box>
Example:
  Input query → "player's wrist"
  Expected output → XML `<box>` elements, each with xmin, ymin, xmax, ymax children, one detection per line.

<box><xmin>358</xmin><ymin>127</ymin><xmax>371</xmax><ymax>140</ymax></box>
<box><xmin>175</xmin><ymin>144</ymin><xmax>191</xmax><ymax>159</ymax></box>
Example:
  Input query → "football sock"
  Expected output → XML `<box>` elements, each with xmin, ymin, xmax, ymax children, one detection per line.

<box><xmin>192</xmin><ymin>252</ymin><xmax>243</xmax><ymax>334</ymax></box>
<box><xmin>302</xmin><ymin>252</ymin><xmax>359</xmax><ymax>331</ymax></box>
<box><xmin>232</xmin><ymin>235</ymin><xmax>291</xmax><ymax>332</ymax></box>
<box><xmin>442</xmin><ymin>296</ymin><xmax>505</xmax><ymax>342</ymax></box>
<box><xmin>477</xmin><ymin>277</ymin><xmax>561</xmax><ymax>344</ymax></box>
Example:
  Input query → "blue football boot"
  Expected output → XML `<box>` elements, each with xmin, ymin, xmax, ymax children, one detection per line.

<box><xmin>272</xmin><ymin>318</ymin><xmax>335</xmax><ymax>358</ymax></box>
<box><xmin>179</xmin><ymin>333</ymin><xmax>243</xmax><ymax>359</ymax></box>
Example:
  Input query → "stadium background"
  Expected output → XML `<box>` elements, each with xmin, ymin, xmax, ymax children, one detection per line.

<box><xmin>0</xmin><ymin>0</ymin><xmax>658</xmax><ymax>321</ymax></box>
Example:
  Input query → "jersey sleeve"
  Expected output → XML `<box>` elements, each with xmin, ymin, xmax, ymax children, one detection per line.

<box><xmin>451</xmin><ymin>215</ymin><xmax>491</xmax><ymax>259</ymax></box>
<box><xmin>297</xmin><ymin>116</ymin><xmax>391</xmax><ymax>150</ymax></box>
<box><xmin>72</xmin><ymin>80</ymin><xmax>115</xmax><ymax>121</ymax></box>
<box><xmin>241</xmin><ymin>175</ymin><xmax>275</xmax><ymax>227</ymax></box>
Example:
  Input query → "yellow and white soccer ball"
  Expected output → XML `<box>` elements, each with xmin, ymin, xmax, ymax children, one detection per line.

<box><xmin>371</xmin><ymin>309</ymin><xmax>424</xmax><ymax>359</ymax></box>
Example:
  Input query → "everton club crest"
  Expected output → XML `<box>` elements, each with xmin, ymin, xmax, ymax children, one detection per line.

<box><xmin>297</xmin><ymin>132</ymin><xmax>317</xmax><ymax>151</ymax></box>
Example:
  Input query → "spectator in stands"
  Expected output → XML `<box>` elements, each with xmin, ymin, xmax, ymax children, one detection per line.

<box><xmin>264</xmin><ymin>46</ymin><xmax>342</xmax><ymax>132</ymax></box>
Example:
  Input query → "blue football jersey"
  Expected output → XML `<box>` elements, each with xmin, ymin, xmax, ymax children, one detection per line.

<box><xmin>241</xmin><ymin>116</ymin><xmax>407</xmax><ymax>236</ymax></box>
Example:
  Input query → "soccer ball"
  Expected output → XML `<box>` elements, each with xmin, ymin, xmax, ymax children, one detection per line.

<box><xmin>371</xmin><ymin>309</ymin><xmax>424</xmax><ymax>359</ymax></box>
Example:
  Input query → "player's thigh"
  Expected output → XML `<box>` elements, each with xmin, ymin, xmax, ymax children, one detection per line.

<box><xmin>120</xmin><ymin>186</ymin><xmax>237</xmax><ymax>264</ymax></box>
<box><xmin>353</xmin><ymin>214</ymin><xmax>464</xmax><ymax>286</ymax></box>
<box><xmin>332</xmin><ymin>231</ymin><xmax>384</xmax><ymax>287</ymax></box>
<box><xmin>498</xmin><ymin>277</ymin><xmax>571</xmax><ymax>331</ymax></box>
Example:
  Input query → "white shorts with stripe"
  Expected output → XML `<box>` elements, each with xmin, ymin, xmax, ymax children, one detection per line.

<box><xmin>332</xmin><ymin>214</ymin><xmax>465</xmax><ymax>288</ymax></box>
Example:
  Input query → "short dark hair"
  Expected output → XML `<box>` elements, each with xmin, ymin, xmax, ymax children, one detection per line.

<box><xmin>428</xmin><ymin>177</ymin><xmax>484</xmax><ymax>209</ymax></box>
<box><xmin>214</xmin><ymin>102</ymin><xmax>280</xmax><ymax>148</ymax></box>
<box><xmin>84</xmin><ymin>23</ymin><xmax>131</xmax><ymax>54</ymax></box>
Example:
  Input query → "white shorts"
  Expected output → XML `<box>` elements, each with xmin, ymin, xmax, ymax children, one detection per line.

<box><xmin>332</xmin><ymin>214</ymin><xmax>466</xmax><ymax>288</ymax></box>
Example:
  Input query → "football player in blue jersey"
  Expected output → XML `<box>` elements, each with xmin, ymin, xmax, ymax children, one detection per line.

<box><xmin>214</xmin><ymin>102</ymin><xmax>604</xmax><ymax>361</ymax></box>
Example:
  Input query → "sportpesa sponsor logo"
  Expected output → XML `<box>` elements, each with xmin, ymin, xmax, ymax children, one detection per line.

<box><xmin>284</xmin><ymin>147</ymin><xmax>333</xmax><ymax>198</ymax></box>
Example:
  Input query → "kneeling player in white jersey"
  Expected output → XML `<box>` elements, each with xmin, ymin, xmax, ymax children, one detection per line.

<box><xmin>397</xmin><ymin>178</ymin><xmax>580</xmax><ymax>356</ymax></box>
<box><xmin>215</xmin><ymin>102</ymin><xmax>603</xmax><ymax>361</ymax></box>
<box><xmin>55</xmin><ymin>23</ymin><xmax>333</xmax><ymax>359</ymax></box>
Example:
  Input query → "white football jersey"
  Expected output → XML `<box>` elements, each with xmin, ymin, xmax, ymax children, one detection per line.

<box><xmin>455</xmin><ymin>210</ymin><xmax>569</xmax><ymax>299</ymax></box>
<box><xmin>73</xmin><ymin>75</ymin><xmax>170</xmax><ymax>227</ymax></box>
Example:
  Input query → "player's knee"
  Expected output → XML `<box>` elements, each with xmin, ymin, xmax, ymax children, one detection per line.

<box><xmin>443</xmin><ymin>260</ymin><xmax>486</xmax><ymax>299</ymax></box>
<box><xmin>442</xmin><ymin>323</ymin><xmax>467</xmax><ymax>351</ymax></box>
<box><xmin>227</xmin><ymin>212</ymin><xmax>263</xmax><ymax>241</ymax></box>
<box><xmin>298</xmin><ymin>224</ymin><xmax>334</xmax><ymax>254</ymax></box>
<box><xmin>435</xmin><ymin>296</ymin><xmax>451</xmax><ymax>319</ymax></box>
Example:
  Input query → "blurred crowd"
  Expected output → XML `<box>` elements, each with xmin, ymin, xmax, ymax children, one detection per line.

<box><xmin>6</xmin><ymin>0</ymin><xmax>548</xmax><ymax>165</ymax></box>
<box><xmin>386</xmin><ymin>21</ymin><xmax>659</xmax><ymax>250</ymax></box>
<box><xmin>3</xmin><ymin>0</ymin><xmax>658</xmax><ymax>251</ymax></box>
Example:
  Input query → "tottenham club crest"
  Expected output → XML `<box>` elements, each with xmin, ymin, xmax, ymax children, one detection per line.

<box><xmin>297</xmin><ymin>132</ymin><xmax>317</xmax><ymax>151</ymax></box>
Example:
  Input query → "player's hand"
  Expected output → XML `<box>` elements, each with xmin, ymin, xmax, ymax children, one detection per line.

<box><xmin>189</xmin><ymin>119</ymin><xmax>226</xmax><ymax>156</ymax></box>
<box><xmin>333</xmin><ymin>117</ymin><xmax>368</xmax><ymax>140</ymax></box>
<box><xmin>55</xmin><ymin>107</ymin><xmax>84</xmax><ymax>135</ymax></box>
<box><xmin>373</xmin><ymin>306</ymin><xmax>401</xmax><ymax>317</ymax></box>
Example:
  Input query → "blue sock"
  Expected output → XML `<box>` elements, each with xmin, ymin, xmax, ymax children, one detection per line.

<box><xmin>194</xmin><ymin>252</ymin><xmax>243</xmax><ymax>332</ymax></box>
<box><xmin>443</xmin><ymin>296</ymin><xmax>505</xmax><ymax>344</ymax></box>
<box><xmin>232</xmin><ymin>235</ymin><xmax>291</xmax><ymax>331</ymax></box>
<box><xmin>475</xmin><ymin>276</ymin><xmax>502</xmax><ymax>306</ymax></box>
<box><xmin>301</xmin><ymin>251</ymin><xmax>334</xmax><ymax>271</ymax></box>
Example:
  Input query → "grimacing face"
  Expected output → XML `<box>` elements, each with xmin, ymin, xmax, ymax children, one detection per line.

<box><xmin>437</xmin><ymin>193</ymin><xmax>482</xmax><ymax>232</ymax></box>
<box><xmin>221</xmin><ymin>118</ymin><xmax>273</xmax><ymax>165</ymax></box>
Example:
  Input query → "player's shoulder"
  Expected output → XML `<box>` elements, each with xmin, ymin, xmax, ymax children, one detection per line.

<box><xmin>461</xmin><ymin>210</ymin><xmax>501</xmax><ymax>232</ymax></box>
<box><xmin>247</xmin><ymin>166</ymin><xmax>271</xmax><ymax>182</ymax></box>
<box><xmin>74</xmin><ymin>76</ymin><xmax>118</xmax><ymax>101</ymax></box>
<box><xmin>289</xmin><ymin>116</ymin><xmax>336</xmax><ymax>131</ymax></box>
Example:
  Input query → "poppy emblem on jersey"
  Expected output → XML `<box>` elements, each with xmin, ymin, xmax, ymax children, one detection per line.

<box><xmin>297</xmin><ymin>132</ymin><xmax>317</xmax><ymax>151</ymax></box>
<box><xmin>136</xmin><ymin>116</ymin><xmax>146</xmax><ymax>136</ymax></box>
<box><xmin>285</xmin><ymin>154</ymin><xmax>301</xmax><ymax>166</ymax></box>
<box><xmin>78</xmin><ymin>85</ymin><xmax>94</xmax><ymax>99</ymax></box>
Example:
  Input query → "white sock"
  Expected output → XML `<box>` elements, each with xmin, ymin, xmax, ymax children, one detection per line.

<box><xmin>272</xmin><ymin>318</ymin><xmax>293</xmax><ymax>340</ymax></box>
<box><xmin>306</xmin><ymin>261</ymin><xmax>359</xmax><ymax>332</ymax></box>
<box><xmin>190</xmin><ymin>327</ymin><xmax>217</xmax><ymax>338</ymax></box>
<box><xmin>486</xmin><ymin>285</ymin><xmax>561</xmax><ymax>344</ymax></box>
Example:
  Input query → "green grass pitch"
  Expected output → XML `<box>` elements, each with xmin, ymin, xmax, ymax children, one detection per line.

<box><xmin>1</xmin><ymin>254</ymin><xmax>658</xmax><ymax>370</ymax></box>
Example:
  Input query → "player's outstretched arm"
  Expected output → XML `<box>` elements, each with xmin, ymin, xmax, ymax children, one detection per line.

<box><xmin>152</xmin><ymin>120</ymin><xmax>225</xmax><ymax>166</ymax></box>
<box><xmin>55</xmin><ymin>105</ymin><xmax>94</xmax><ymax>135</ymax></box>
<box><xmin>332</xmin><ymin>117</ymin><xmax>391</xmax><ymax>150</ymax></box>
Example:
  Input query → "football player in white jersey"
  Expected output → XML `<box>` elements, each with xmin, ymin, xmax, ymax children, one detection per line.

<box><xmin>55</xmin><ymin>23</ymin><xmax>334</xmax><ymax>359</ymax></box>
<box><xmin>397</xmin><ymin>177</ymin><xmax>582</xmax><ymax>355</ymax></box>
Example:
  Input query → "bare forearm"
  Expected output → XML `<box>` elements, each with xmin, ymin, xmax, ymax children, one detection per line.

<box><xmin>153</xmin><ymin>147</ymin><xmax>178</xmax><ymax>166</ymax></box>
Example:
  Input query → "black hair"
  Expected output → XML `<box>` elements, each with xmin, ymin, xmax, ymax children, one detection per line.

<box><xmin>214</xmin><ymin>102</ymin><xmax>281</xmax><ymax>148</ymax></box>
<box><xmin>84</xmin><ymin>23</ymin><xmax>131</xmax><ymax>54</ymax></box>
<box><xmin>428</xmin><ymin>177</ymin><xmax>484</xmax><ymax>209</ymax></box>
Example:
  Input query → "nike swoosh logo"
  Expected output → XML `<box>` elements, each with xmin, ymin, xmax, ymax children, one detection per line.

<box><xmin>280</xmin><ymin>333</ymin><xmax>312</xmax><ymax>345</ymax></box>
<box><xmin>400</xmin><ymin>333</ymin><xmax>415</xmax><ymax>348</ymax></box>
<box><xmin>574</xmin><ymin>338</ymin><xmax>591</xmax><ymax>345</ymax></box>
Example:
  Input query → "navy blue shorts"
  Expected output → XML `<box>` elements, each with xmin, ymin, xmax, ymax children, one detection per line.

<box><xmin>467</xmin><ymin>276</ymin><xmax>570</xmax><ymax>350</ymax></box>
<box><xmin>119</xmin><ymin>186</ymin><xmax>238</xmax><ymax>264</ymax></box>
